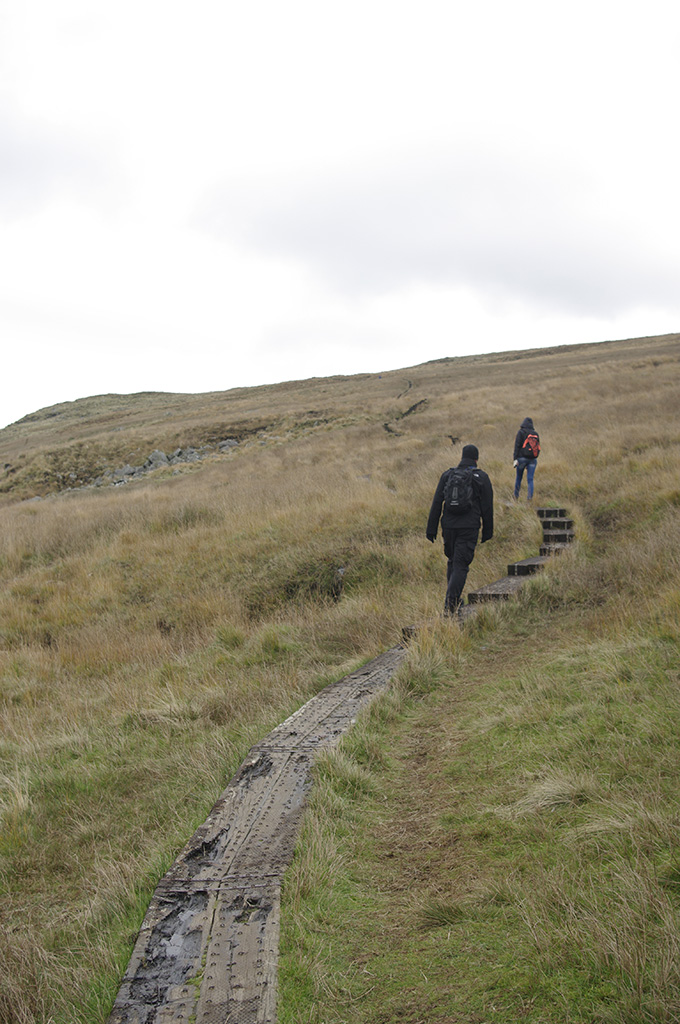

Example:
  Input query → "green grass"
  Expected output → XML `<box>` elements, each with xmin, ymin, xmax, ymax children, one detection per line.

<box><xmin>1</xmin><ymin>332</ymin><xmax>680</xmax><ymax>1022</ymax></box>
<box><xmin>278</xmin><ymin>576</ymin><xmax>680</xmax><ymax>1023</ymax></box>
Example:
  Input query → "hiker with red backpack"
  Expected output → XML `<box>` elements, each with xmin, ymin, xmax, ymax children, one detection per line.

<box><xmin>426</xmin><ymin>444</ymin><xmax>494</xmax><ymax>617</ymax></box>
<box><xmin>513</xmin><ymin>417</ymin><xmax>540</xmax><ymax>501</ymax></box>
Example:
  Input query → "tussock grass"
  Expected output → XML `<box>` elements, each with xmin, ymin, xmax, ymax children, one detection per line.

<box><xmin>494</xmin><ymin>769</ymin><xmax>600</xmax><ymax>817</ymax></box>
<box><xmin>280</xmin><ymin>592</ymin><xmax>680</xmax><ymax>1022</ymax></box>
<box><xmin>1</xmin><ymin>333</ymin><xmax>680</xmax><ymax>1021</ymax></box>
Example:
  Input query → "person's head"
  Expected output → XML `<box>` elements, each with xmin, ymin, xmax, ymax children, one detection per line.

<box><xmin>521</xmin><ymin>417</ymin><xmax>534</xmax><ymax>429</ymax></box>
<box><xmin>462</xmin><ymin>443</ymin><xmax>479</xmax><ymax>463</ymax></box>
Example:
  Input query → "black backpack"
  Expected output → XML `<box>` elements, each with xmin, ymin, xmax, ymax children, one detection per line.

<box><xmin>444</xmin><ymin>466</ymin><xmax>476</xmax><ymax>515</ymax></box>
<box><xmin>522</xmin><ymin>432</ymin><xmax>540</xmax><ymax>458</ymax></box>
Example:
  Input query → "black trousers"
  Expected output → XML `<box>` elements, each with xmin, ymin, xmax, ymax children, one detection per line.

<box><xmin>442</xmin><ymin>527</ymin><xmax>479</xmax><ymax>610</ymax></box>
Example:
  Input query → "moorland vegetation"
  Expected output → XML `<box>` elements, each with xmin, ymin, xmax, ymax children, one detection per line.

<box><xmin>0</xmin><ymin>333</ymin><xmax>679</xmax><ymax>1023</ymax></box>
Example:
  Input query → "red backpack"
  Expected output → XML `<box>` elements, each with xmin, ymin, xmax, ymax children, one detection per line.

<box><xmin>522</xmin><ymin>432</ymin><xmax>540</xmax><ymax>458</ymax></box>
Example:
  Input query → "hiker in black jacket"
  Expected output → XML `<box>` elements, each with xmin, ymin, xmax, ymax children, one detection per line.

<box><xmin>513</xmin><ymin>417</ymin><xmax>540</xmax><ymax>501</ymax></box>
<box><xmin>426</xmin><ymin>444</ymin><xmax>494</xmax><ymax>616</ymax></box>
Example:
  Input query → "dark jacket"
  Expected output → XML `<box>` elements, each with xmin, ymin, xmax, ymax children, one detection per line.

<box><xmin>427</xmin><ymin>458</ymin><xmax>494</xmax><ymax>542</ymax></box>
<box><xmin>513</xmin><ymin>417</ymin><xmax>540</xmax><ymax>461</ymax></box>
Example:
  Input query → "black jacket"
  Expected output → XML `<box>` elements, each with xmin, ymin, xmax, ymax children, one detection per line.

<box><xmin>513</xmin><ymin>417</ymin><xmax>539</xmax><ymax>461</ymax></box>
<box><xmin>427</xmin><ymin>458</ymin><xmax>494</xmax><ymax>542</ymax></box>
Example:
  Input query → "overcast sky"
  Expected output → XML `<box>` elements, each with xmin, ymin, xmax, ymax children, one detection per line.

<box><xmin>1</xmin><ymin>1</ymin><xmax>678</xmax><ymax>428</ymax></box>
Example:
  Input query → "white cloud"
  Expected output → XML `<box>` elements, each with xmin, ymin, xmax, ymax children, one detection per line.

<box><xmin>0</xmin><ymin>108</ymin><xmax>107</xmax><ymax>219</ymax></box>
<box><xmin>198</xmin><ymin>144</ymin><xmax>680</xmax><ymax>315</ymax></box>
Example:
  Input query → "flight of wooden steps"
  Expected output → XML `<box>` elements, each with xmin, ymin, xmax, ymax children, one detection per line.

<box><xmin>466</xmin><ymin>508</ymin><xmax>574</xmax><ymax>607</ymax></box>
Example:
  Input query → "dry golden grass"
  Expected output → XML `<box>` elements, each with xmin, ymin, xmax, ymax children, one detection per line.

<box><xmin>0</xmin><ymin>332</ymin><xmax>679</xmax><ymax>1022</ymax></box>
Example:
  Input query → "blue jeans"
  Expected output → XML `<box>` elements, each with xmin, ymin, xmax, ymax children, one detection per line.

<box><xmin>514</xmin><ymin>457</ymin><xmax>536</xmax><ymax>499</ymax></box>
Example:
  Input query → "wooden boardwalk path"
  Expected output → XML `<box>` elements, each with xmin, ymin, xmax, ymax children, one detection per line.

<box><xmin>467</xmin><ymin>508</ymin><xmax>573</xmax><ymax>606</ymax></box>
<box><xmin>108</xmin><ymin>647</ymin><xmax>405</xmax><ymax>1024</ymax></box>
<box><xmin>108</xmin><ymin>508</ymin><xmax>573</xmax><ymax>1023</ymax></box>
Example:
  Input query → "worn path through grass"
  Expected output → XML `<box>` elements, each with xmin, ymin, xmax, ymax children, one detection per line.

<box><xmin>279</xmin><ymin>595</ymin><xmax>680</xmax><ymax>1023</ymax></box>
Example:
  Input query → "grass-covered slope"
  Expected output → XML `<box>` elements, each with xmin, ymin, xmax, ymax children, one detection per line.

<box><xmin>280</xmin><ymin>586</ymin><xmax>680</xmax><ymax>1022</ymax></box>
<box><xmin>0</xmin><ymin>333</ymin><xmax>679</xmax><ymax>1023</ymax></box>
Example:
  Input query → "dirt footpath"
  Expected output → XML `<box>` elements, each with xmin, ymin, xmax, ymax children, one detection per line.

<box><xmin>108</xmin><ymin>646</ymin><xmax>405</xmax><ymax>1024</ymax></box>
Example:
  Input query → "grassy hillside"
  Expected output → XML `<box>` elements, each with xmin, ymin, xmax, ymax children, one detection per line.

<box><xmin>0</xmin><ymin>333</ymin><xmax>679</xmax><ymax>1023</ymax></box>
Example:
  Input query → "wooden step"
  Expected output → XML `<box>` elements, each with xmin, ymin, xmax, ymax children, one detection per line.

<box><xmin>542</xmin><ymin>529</ymin><xmax>575</xmax><ymax>544</ymax></box>
<box><xmin>467</xmin><ymin>576</ymin><xmax>525</xmax><ymax>603</ymax></box>
<box><xmin>540</xmin><ymin>518</ymin><xmax>574</xmax><ymax>531</ymax></box>
<box><xmin>537</xmin><ymin>507</ymin><xmax>567</xmax><ymax>518</ymax></box>
<box><xmin>540</xmin><ymin>543</ymin><xmax>571</xmax><ymax>556</ymax></box>
<box><xmin>507</xmin><ymin>556</ymin><xmax>549</xmax><ymax>577</ymax></box>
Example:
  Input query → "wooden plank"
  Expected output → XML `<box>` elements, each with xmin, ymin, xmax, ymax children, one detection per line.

<box><xmin>108</xmin><ymin>648</ymin><xmax>406</xmax><ymax>1024</ymax></box>
<box><xmin>507</xmin><ymin>556</ymin><xmax>549</xmax><ymax>577</ymax></box>
<box><xmin>540</xmin><ymin>543</ymin><xmax>571</xmax><ymax>556</ymax></box>
<box><xmin>541</xmin><ymin>529</ymin><xmax>575</xmax><ymax>543</ymax></box>
<box><xmin>540</xmin><ymin>518</ymin><xmax>574</xmax><ymax>530</ymax></box>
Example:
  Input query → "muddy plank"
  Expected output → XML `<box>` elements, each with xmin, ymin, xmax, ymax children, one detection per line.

<box><xmin>108</xmin><ymin>646</ymin><xmax>405</xmax><ymax>1024</ymax></box>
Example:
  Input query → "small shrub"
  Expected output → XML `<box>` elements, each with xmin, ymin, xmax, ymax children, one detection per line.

<box><xmin>242</xmin><ymin>551</ymin><xmax>347</xmax><ymax>616</ymax></box>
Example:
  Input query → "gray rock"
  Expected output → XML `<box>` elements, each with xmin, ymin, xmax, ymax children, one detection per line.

<box><xmin>145</xmin><ymin>449</ymin><xmax>169</xmax><ymax>468</ymax></box>
<box><xmin>63</xmin><ymin>437</ymin><xmax>245</xmax><ymax>496</ymax></box>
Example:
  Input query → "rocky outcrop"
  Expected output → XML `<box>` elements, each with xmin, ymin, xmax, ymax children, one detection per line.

<box><xmin>93</xmin><ymin>439</ymin><xmax>239</xmax><ymax>487</ymax></box>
